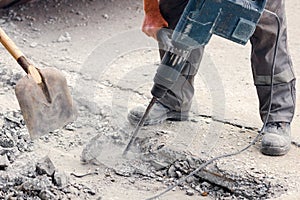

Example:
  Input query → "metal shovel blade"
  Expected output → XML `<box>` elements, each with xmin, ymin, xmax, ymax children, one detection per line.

<box><xmin>15</xmin><ymin>67</ymin><xmax>77</xmax><ymax>139</ymax></box>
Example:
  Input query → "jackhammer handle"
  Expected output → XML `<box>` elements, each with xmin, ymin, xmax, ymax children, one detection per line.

<box><xmin>0</xmin><ymin>27</ymin><xmax>42</xmax><ymax>84</ymax></box>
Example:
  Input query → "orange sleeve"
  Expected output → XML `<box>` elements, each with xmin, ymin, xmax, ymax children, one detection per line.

<box><xmin>143</xmin><ymin>0</ymin><xmax>160</xmax><ymax>14</ymax></box>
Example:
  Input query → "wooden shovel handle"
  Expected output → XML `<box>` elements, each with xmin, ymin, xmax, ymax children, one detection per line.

<box><xmin>0</xmin><ymin>27</ymin><xmax>42</xmax><ymax>84</ymax></box>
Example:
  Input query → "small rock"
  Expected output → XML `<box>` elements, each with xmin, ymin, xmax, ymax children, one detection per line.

<box><xmin>190</xmin><ymin>118</ymin><xmax>198</xmax><ymax>123</ymax></box>
<box><xmin>0</xmin><ymin>19</ymin><xmax>5</xmax><ymax>24</ymax></box>
<box><xmin>154</xmin><ymin>170</ymin><xmax>164</xmax><ymax>177</ymax></box>
<box><xmin>57</xmin><ymin>32</ymin><xmax>71</xmax><ymax>42</ymax></box>
<box><xmin>186</xmin><ymin>156</ymin><xmax>196</xmax><ymax>168</ymax></box>
<box><xmin>0</xmin><ymin>155</ymin><xmax>9</xmax><ymax>170</ymax></box>
<box><xmin>128</xmin><ymin>178</ymin><xmax>135</xmax><ymax>184</ymax></box>
<box><xmin>186</xmin><ymin>189</ymin><xmax>194</xmax><ymax>196</ymax></box>
<box><xmin>4</xmin><ymin>114</ymin><xmax>21</xmax><ymax>124</ymax></box>
<box><xmin>76</xmin><ymin>11</ymin><xmax>84</xmax><ymax>16</ymax></box>
<box><xmin>114</xmin><ymin>164</ymin><xmax>134</xmax><ymax>177</ymax></box>
<box><xmin>186</xmin><ymin>176</ymin><xmax>195</xmax><ymax>183</ymax></box>
<box><xmin>167</xmin><ymin>165</ymin><xmax>176</xmax><ymax>178</ymax></box>
<box><xmin>175</xmin><ymin>171</ymin><xmax>182</xmax><ymax>178</ymax></box>
<box><xmin>0</xmin><ymin>136</ymin><xmax>15</xmax><ymax>148</ymax></box>
<box><xmin>150</xmin><ymin>160</ymin><xmax>169</xmax><ymax>171</ymax></box>
<box><xmin>39</xmin><ymin>190</ymin><xmax>56</xmax><ymax>200</ymax></box>
<box><xmin>36</xmin><ymin>156</ymin><xmax>56</xmax><ymax>176</ymax></box>
<box><xmin>195</xmin><ymin>185</ymin><xmax>202</xmax><ymax>192</ymax></box>
<box><xmin>201</xmin><ymin>181</ymin><xmax>211</xmax><ymax>188</ymax></box>
<box><xmin>102</xmin><ymin>14</ymin><xmax>109</xmax><ymax>19</ymax></box>
<box><xmin>53</xmin><ymin>170</ymin><xmax>68</xmax><ymax>187</ymax></box>
<box><xmin>64</xmin><ymin>124</ymin><xmax>76</xmax><ymax>131</ymax></box>
<box><xmin>85</xmin><ymin>188</ymin><xmax>96</xmax><ymax>195</ymax></box>
<box><xmin>156</xmin><ymin>177</ymin><xmax>163</xmax><ymax>182</ymax></box>
<box><xmin>30</xmin><ymin>42</ymin><xmax>38</xmax><ymax>48</ymax></box>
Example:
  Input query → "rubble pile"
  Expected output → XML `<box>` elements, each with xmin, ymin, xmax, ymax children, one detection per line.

<box><xmin>0</xmin><ymin>156</ymin><xmax>69</xmax><ymax>199</ymax></box>
<box><xmin>0</xmin><ymin>154</ymin><xmax>102</xmax><ymax>199</ymax></box>
<box><xmin>82</xmin><ymin>127</ymin><xmax>288</xmax><ymax>199</ymax></box>
<box><xmin>0</xmin><ymin>110</ymin><xmax>32</xmax><ymax>162</ymax></box>
<box><xmin>0</xmin><ymin>68</ymin><xmax>22</xmax><ymax>95</ymax></box>
<box><xmin>0</xmin><ymin>67</ymin><xmax>33</xmax><ymax>162</ymax></box>
<box><xmin>155</xmin><ymin>159</ymin><xmax>287</xmax><ymax>200</ymax></box>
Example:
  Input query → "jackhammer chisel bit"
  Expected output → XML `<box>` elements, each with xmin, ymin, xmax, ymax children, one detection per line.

<box><xmin>122</xmin><ymin>97</ymin><xmax>157</xmax><ymax>156</ymax></box>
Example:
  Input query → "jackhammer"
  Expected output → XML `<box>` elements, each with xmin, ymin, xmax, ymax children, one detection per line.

<box><xmin>123</xmin><ymin>0</ymin><xmax>267</xmax><ymax>156</ymax></box>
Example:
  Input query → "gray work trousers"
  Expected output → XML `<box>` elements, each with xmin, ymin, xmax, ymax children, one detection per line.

<box><xmin>158</xmin><ymin>0</ymin><xmax>296</xmax><ymax>123</ymax></box>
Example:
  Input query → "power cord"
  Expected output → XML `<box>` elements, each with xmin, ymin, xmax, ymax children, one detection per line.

<box><xmin>146</xmin><ymin>10</ymin><xmax>281</xmax><ymax>200</ymax></box>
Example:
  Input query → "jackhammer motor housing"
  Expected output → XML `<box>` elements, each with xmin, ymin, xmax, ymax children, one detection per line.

<box><xmin>173</xmin><ymin>0</ymin><xmax>267</xmax><ymax>48</ymax></box>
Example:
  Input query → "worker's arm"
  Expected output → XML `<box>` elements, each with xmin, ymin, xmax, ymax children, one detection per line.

<box><xmin>142</xmin><ymin>0</ymin><xmax>168</xmax><ymax>39</ymax></box>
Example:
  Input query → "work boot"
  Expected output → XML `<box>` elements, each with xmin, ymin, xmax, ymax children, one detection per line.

<box><xmin>127</xmin><ymin>101</ymin><xmax>189</xmax><ymax>126</ymax></box>
<box><xmin>260</xmin><ymin>122</ymin><xmax>291</xmax><ymax>156</ymax></box>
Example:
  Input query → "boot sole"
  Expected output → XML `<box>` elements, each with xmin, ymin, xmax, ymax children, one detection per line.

<box><xmin>260</xmin><ymin>145</ymin><xmax>290</xmax><ymax>156</ymax></box>
<box><xmin>128</xmin><ymin>111</ymin><xmax>189</xmax><ymax>126</ymax></box>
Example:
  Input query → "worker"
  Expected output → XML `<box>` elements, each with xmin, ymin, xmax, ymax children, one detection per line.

<box><xmin>128</xmin><ymin>0</ymin><xmax>296</xmax><ymax>156</ymax></box>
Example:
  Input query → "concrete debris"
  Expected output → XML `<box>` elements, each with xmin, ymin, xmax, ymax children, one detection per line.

<box><xmin>102</xmin><ymin>14</ymin><xmax>109</xmax><ymax>20</ymax></box>
<box><xmin>0</xmin><ymin>156</ymin><xmax>85</xmax><ymax>199</ymax></box>
<box><xmin>0</xmin><ymin>68</ymin><xmax>22</xmax><ymax>89</ymax></box>
<box><xmin>186</xmin><ymin>189</ymin><xmax>195</xmax><ymax>196</ymax></box>
<box><xmin>53</xmin><ymin>170</ymin><xmax>68</xmax><ymax>188</ymax></box>
<box><xmin>114</xmin><ymin>163</ymin><xmax>135</xmax><ymax>177</ymax></box>
<box><xmin>21</xmin><ymin>176</ymin><xmax>52</xmax><ymax>192</ymax></box>
<box><xmin>57</xmin><ymin>32</ymin><xmax>72</xmax><ymax>43</ymax></box>
<box><xmin>0</xmin><ymin>110</ymin><xmax>33</xmax><ymax>162</ymax></box>
<box><xmin>81</xmin><ymin>123</ymin><xmax>290</xmax><ymax>199</ymax></box>
<box><xmin>39</xmin><ymin>189</ymin><xmax>56</xmax><ymax>200</ymax></box>
<box><xmin>167</xmin><ymin>165</ymin><xmax>176</xmax><ymax>178</ymax></box>
<box><xmin>0</xmin><ymin>154</ymin><xmax>10</xmax><ymax>170</ymax></box>
<box><xmin>36</xmin><ymin>156</ymin><xmax>56</xmax><ymax>176</ymax></box>
<box><xmin>29</xmin><ymin>41</ymin><xmax>38</xmax><ymax>48</ymax></box>
<box><xmin>81</xmin><ymin>134</ymin><xmax>105</xmax><ymax>165</ymax></box>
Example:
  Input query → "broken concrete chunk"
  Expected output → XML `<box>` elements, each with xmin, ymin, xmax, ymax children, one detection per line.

<box><xmin>114</xmin><ymin>163</ymin><xmax>135</xmax><ymax>177</ymax></box>
<box><xmin>30</xmin><ymin>42</ymin><xmax>38</xmax><ymax>48</ymax></box>
<box><xmin>186</xmin><ymin>189</ymin><xmax>195</xmax><ymax>196</ymax></box>
<box><xmin>0</xmin><ymin>154</ymin><xmax>9</xmax><ymax>170</ymax></box>
<box><xmin>36</xmin><ymin>156</ymin><xmax>56</xmax><ymax>176</ymax></box>
<box><xmin>39</xmin><ymin>189</ymin><xmax>56</xmax><ymax>200</ymax></box>
<box><xmin>167</xmin><ymin>165</ymin><xmax>176</xmax><ymax>178</ymax></box>
<box><xmin>53</xmin><ymin>170</ymin><xmax>68</xmax><ymax>188</ymax></box>
<box><xmin>149</xmin><ymin>160</ymin><xmax>169</xmax><ymax>171</ymax></box>
<box><xmin>57</xmin><ymin>32</ymin><xmax>71</xmax><ymax>42</ymax></box>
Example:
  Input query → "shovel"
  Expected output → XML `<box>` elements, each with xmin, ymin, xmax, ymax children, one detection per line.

<box><xmin>0</xmin><ymin>27</ymin><xmax>77</xmax><ymax>139</ymax></box>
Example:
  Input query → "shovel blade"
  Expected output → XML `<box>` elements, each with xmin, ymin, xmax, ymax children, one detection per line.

<box><xmin>15</xmin><ymin>67</ymin><xmax>77</xmax><ymax>139</ymax></box>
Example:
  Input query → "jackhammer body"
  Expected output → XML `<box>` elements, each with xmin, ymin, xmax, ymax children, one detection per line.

<box><xmin>151</xmin><ymin>0</ymin><xmax>266</xmax><ymax>99</ymax></box>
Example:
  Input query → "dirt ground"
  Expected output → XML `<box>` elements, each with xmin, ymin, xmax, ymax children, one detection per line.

<box><xmin>0</xmin><ymin>0</ymin><xmax>300</xmax><ymax>199</ymax></box>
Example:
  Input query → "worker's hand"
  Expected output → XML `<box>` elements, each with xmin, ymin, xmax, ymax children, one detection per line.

<box><xmin>142</xmin><ymin>10</ymin><xmax>168</xmax><ymax>40</ymax></box>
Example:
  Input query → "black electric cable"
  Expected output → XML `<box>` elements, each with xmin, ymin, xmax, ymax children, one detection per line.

<box><xmin>145</xmin><ymin>10</ymin><xmax>281</xmax><ymax>200</ymax></box>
